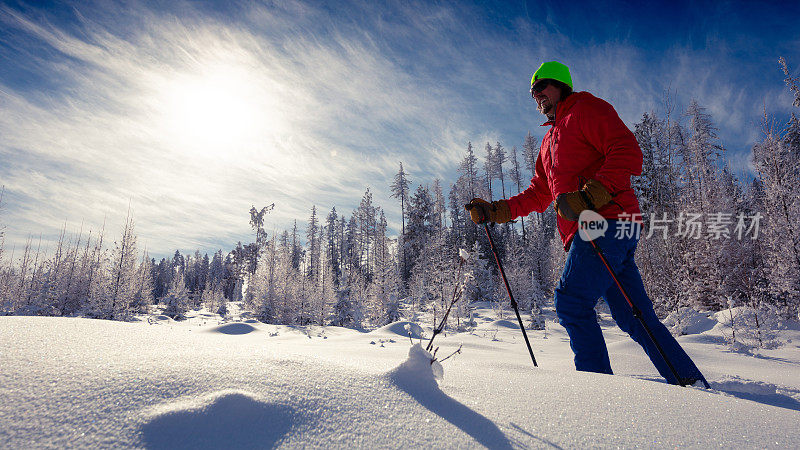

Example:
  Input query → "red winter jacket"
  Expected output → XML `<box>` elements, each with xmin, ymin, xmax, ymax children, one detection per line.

<box><xmin>506</xmin><ymin>91</ymin><xmax>643</xmax><ymax>249</ymax></box>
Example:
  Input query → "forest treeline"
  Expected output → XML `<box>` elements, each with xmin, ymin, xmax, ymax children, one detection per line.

<box><xmin>1</xmin><ymin>59</ymin><xmax>799</xmax><ymax>332</ymax></box>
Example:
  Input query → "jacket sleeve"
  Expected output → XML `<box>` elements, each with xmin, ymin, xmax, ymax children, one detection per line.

<box><xmin>579</xmin><ymin>99</ymin><xmax>642</xmax><ymax>193</ymax></box>
<box><xmin>506</xmin><ymin>149</ymin><xmax>553</xmax><ymax>218</ymax></box>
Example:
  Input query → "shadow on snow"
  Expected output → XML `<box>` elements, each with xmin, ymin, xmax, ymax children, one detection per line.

<box><xmin>389</xmin><ymin>366</ymin><xmax>514</xmax><ymax>449</ymax></box>
<box><xmin>140</xmin><ymin>391</ymin><xmax>295</xmax><ymax>449</ymax></box>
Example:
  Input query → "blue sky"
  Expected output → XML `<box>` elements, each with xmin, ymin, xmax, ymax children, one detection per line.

<box><xmin>1</xmin><ymin>0</ymin><xmax>799</xmax><ymax>259</ymax></box>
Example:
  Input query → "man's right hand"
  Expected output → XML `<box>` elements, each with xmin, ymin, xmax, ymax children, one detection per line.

<box><xmin>464</xmin><ymin>198</ymin><xmax>512</xmax><ymax>224</ymax></box>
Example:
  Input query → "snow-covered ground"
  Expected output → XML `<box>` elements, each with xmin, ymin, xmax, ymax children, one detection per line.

<box><xmin>2</xmin><ymin>303</ymin><xmax>799</xmax><ymax>448</ymax></box>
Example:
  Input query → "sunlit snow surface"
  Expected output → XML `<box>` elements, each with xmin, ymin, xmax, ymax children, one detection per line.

<box><xmin>1</xmin><ymin>304</ymin><xmax>799</xmax><ymax>448</ymax></box>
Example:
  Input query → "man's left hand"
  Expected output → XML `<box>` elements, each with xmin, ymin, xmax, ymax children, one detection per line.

<box><xmin>555</xmin><ymin>179</ymin><xmax>612</xmax><ymax>221</ymax></box>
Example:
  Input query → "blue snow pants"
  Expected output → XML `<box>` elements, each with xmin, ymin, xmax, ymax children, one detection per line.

<box><xmin>554</xmin><ymin>221</ymin><xmax>705</xmax><ymax>385</ymax></box>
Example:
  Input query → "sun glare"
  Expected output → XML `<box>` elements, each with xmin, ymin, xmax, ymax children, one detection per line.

<box><xmin>159</xmin><ymin>64</ymin><xmax>283</xmax><ymax>158</ymax></box>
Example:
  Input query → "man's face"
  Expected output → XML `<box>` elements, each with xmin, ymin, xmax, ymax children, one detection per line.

<box><xmin>532</xmin><ymin>80</ymin><xmax>561</xmax><ymax>119</ymax></box>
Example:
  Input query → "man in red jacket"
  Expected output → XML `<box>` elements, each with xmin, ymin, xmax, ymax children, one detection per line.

<box><xmin>467</xmin><ymin>61</ymin><xmax>706</xmax><ymax>386</ymax></box>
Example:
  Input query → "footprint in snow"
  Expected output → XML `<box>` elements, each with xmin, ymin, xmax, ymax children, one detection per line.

<box><xmin>710</xmin><ymin>376</ymin><xmax>800</xmax><ymax>412</ymax></box>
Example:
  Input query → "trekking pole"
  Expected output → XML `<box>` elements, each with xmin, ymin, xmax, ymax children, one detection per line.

<box><xmin>483</xmin><ymin>223</ymin><xmax>538</xmax><ymax>367</ymax></box>
<box><xmin>581</xmin><ymin>229</ymin><xmax>709</xmax><ymax>388</ymax></box>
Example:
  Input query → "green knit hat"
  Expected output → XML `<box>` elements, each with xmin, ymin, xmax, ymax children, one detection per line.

<box><xmin>531</xmin><ymin>61</ymin><xmax>573</xmax><ymax>89</ymax></box>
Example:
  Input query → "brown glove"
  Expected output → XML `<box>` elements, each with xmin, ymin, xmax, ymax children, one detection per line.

<box><xmin>555</xmin><ymin>179</ymin><xmax>612</xmax><ymax>222</ymax></box>
<box><xmin>465</xmin><ymin>198</ymin><xmax>512</xmax><ymax>224</ymax></box>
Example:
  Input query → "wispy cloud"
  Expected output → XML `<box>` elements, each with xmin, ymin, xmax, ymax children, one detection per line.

<box><xmin>0</xmin><ymin>1</ymin><xmax>476</xmax><ymax>257</ymax></box>
<box><xmin>0</xmin><ymin>1</ymin><xmax>796</xmax><ymax>258</ymax></box>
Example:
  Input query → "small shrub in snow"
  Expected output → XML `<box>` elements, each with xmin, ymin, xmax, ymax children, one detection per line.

<box><xmin>714</xmin><ymin>305</ymin><xmax>785</xmax><ymax>350</ymax></box>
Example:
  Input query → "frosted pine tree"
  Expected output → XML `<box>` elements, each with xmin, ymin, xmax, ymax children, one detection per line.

<box><xmin>454</xmin><ymin>142</ymin><xmax>484</xmax><ymax>249</ymax></box>
<box><xmin>404</xmin><ymin>184</ymin><xmax>435</xmax><ymax>279</ymax></box>
<box><xmin>130</xmin><ymin>252</ymin><xmax>154</xmax><ymax>314</ymax></box>
<box><xmin>391</xmin><ymin>163</ymin><xmax>411</xmax><ymax>287</ymax></box>
<box><xmin>365</xmin><ymin>211</ymin><xmax>399</xmax><ymax>326</ymax></box>
<box><xmin>325</xmin><ymin>208</ymin><xmax>341</xmax><ymax>290</ymax></box>
<box><xmin>198</xmin><ymin>253</ymin><xmax>209</xmax><ymax>293</ymax></box>
<box><xmin>83</xmin><ymin>226</ymin><xmax>111</xmax><ymax>318</ymax></box>
<box><xmin>356</xmin><ymin>189</ymin><xmax>377</xmax><ymax>279</ymax></box>
<box><xmin>296</xmin><ymin>257</ymin><xmax>313</xmax><ymax>326</ymax></box>
<box><xmin>409</xmin><ymin>227</ymin><xmax>454</xmax><ymax>325</ymax></box>
<box><xmin>332</xmin><ymin>270</ymin><xmax>364</xmax><ymax>329</ymax></box>
<box><xmin>673</xmin><ymin>101</ymin><xmax>730</xmax><ymax>310</ymax></box>
<box><xmin>162</xmin><ymin>268</ymin><xmax>190</xmax><ymax>320</ymax></box>
<box><xmin>779</xmin><ymin>57</ymin><xmax>800</xmax><ymax>107</ymax></box>
<box><xmin>460</xmin><ymin>142</ymin><xmax>480</xmax><ymax>200</ymax></box>
<box><xmin>432</xmin><ymin>179</ymin><xmax>447</xmax><ymax>230</ymax></box>
<box><xmin>448</xmin><ymin>184</ymin><xmax>469</xmax><ymax>250</ymax></box>
<box><xmin>201</xmin><ymin>281</ymin><xmax>227</xmax><ymax>317</ymax></box>
<box><xmin>493</xmin><ymin>142</ymin><xmax>508</xmax><ymax>199</ymax></box>
<box><xmin>14</xmin><ymin>236</ymin><xmax>47</xmax><ymax>315</ymax></box>
<box><xmin>633</xmin><ymin>110</ymin><xmax>683</xmax><ymax>313</ymax></box>
<box><xmin>306</xmin><ymin>206</ymin><xmax>320</xmax><ymax>284</ymax></box>
<box><xmin>342</xmin><ymin>215</ymin><xmax>358</xmax><ymax>282</ymax></box>
<box><xmin>41</xmin><ymin>226</ymin><xmax>84</xmax><ymax>316</ymax></box>
<box><xmin>462</xmin><ymin>241</ymin><xmax>495</xmax><ymax>304</ymax></box>
<box><xmin>315</xmin><ymin>238</ymin><xmax>338</xmax><ymax>325</ymax></box>
<box><xmin>300</xmin><ymin>206</ymin><xmax>322</xmax><ymax>325</ymax></box>
<box><xmin>521</xmin><ymin>131</ymin><xmax>539</xmax><ymax>227</ymax></box>
<box><xmin>508</xmin><ymin>145</ymin><xmax>527</xmax><ymax>240</ymax></box>
<box><xmin>250</xmin><ymin>236</ymin><xmax>279</xmax><ymax>324</ymax></box>
<box><xmin>208</xmin><ymin>251</ymin><xmax>225</xmax><ymax>290</ymax></box>
<box><xmin>501</xmin><ymin>229</ymin><xmax>545</xmax><ymax>328</ymax></box>
<box><xmin>483</xmin><ymin>142</ymin><xmax>495</xmax><ymax>200</ymax></box>
<box><xmin>752</xmin><ymin>113</ymin><xmax>800</xmax><ymax>318</ymax></box>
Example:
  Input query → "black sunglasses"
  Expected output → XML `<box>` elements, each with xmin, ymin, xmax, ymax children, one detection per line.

<box><xmin>530</xmin><ymin>79</ymin><xmax>551</xmax><ymax>96</ymax></box>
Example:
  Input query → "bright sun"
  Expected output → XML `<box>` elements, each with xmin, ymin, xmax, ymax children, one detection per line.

<box><xmin>160</xmin><ymin>65</ymin><xmax>282</xmax><ymax>157</ymax></box>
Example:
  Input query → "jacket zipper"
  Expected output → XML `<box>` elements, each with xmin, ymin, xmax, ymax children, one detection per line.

<box><xmin>547</xmin><ymin>101</ymin><xmax>558</xmax><ymax>171</ymax></box>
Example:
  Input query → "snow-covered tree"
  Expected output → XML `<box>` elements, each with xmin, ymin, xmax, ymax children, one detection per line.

<box><xmin>162</xmin><ymin>267</ymin><xmax>190</xmax><ymax>320</ymax></box>
<box><xmin>404</xmin><ymin>184</ymin><xmax>435</xmax><ymax>279</ymax></box>
<box><xmin>752</xmin><ymin>113</ymin><xmax>800</xmax><ymax>317</ymax></box>
<box><xmin>325</xmin><ymin>207</ymin><xmax>341</xmax><ymax>290</ymax></box>
<box><xmin>130</xmin><ymin>252</ymin><xmax>154</xmax><ymax>314</ymax></box>
<box><xmin>459</xmin><ymin>142</ymin><xmax>480</xmax><ymax>200</ymax></box>
<box><xmin>390</xmin><ymin>162</ymin><xmax>411</xmax><ymax>237</ymax></box>
<box><xmin>483</xmin><ymin>142</ymin><xmax>495</xmax><ymax>200</ymax></box>
<box><xmin>508</xmin><ymin>145</ymin><xmax>527</xmax><ymax>240</ymax></box>
<box><xmin>202</xmin><ymin>281</ymin><xmax>227</xmax><ymax>317</ymax></box>
<box><xmin>462</xmin><ymin>242</ymin><xmax>495</xmax><ymax>304</ymax></box>
<box><xmin>493</xmin><ymin>142</ymin><xmax>508</xmax><ymax>199</ymax></box>
<box><xmin>306</xmin><ymin>205</ymin><xmax>320</xmax><ymax>281</ymax></box>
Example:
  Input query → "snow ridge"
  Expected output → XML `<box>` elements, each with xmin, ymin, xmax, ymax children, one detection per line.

<box><xmin>141</xmin><ymin>390</ymin><xmax>295</xmax><ymax>449</ymax></box>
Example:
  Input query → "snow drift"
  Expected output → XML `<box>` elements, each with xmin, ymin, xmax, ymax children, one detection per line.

<box><xmin>1</xmin><ymin>304</ymin><xmax>799</xmax><ymax>448</ymax></box>
<box><xmin>141</xmin><ymin>390</ymin><xmax>295</xmax><ymax>449</ymax></box>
